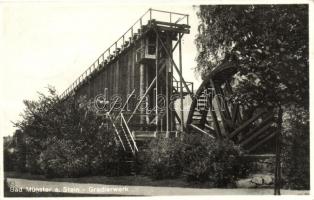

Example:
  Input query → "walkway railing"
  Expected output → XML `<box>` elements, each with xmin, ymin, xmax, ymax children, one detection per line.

<box><xmin>60</xmin><ymin>8</ymin><xmax>189</xmax><ymax>99</ymax></box>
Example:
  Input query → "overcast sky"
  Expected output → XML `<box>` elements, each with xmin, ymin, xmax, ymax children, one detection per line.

<box><xmin>0</xmin><ymin>3</ymin><xmax>202</xmax><ymax>136</ymax></box>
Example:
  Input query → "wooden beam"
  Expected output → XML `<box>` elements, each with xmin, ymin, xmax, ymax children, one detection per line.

<box><xmin>204</xmin><ymin>124</ymin><xmax>216</xmax><ymax>136</ymax></box>
<box><xmin>248</xmin><ymin>130</ymin><xmax>278</xmax><ymax>153</ymax></box>
<box><xmin>179</xmin><ymin>34</ymin><xmax>184</xmax><ymax>132</ymax></box>
<box><xmin>231</xmin><ymin>104</ymin><xmax>239</xmax><ymax>126</ymax></box>
<box><xmin>155</xmin><ymin>35</ymin><xmax>159</xmax><ymax>130</ymax></box>
<box><xmin>188</xmin><ymin>124</ymin><xmax>215</xmax><ymax>139</ymax></box>
<box><xmin>240</xmin><ymin>122</ymin><xmax>272</xmax><ymax>146</ymax></box>
<box><xmin>154</xmin><ymin>29</ymin><xmax>193</xmax><ymax>98</ymax></box>
<box><xmin>228</xmin><ymin>110</ymin><xmax>266</xmax><ymax>139</ymax></box>
<box><xmin>166</xmin><ymin>33</ymin><xmax>169</xmax><ymax>136</ymax></box>
<box><xmin>174</xmin><ymin>111</ymin><xmax>182</xmax><ymax>124</ymax></box>
<box><xmin>239</xmin><ymin>113</ymin><xmax>273</xmax><ymax>142</ymax></box>
<box><xmin>209</xmin><ymin>108</ymin><xmax>222</xmax><ymax>139</ymax></box>
<box><xmin>210</xmin><ymin>78</ymin><xmax>229</xmax><ymax>135</ymax></box>
<box><xmin>172</xmin><ymin>33</ymin><xmax>183</xmax><ymax>53</ymax></box>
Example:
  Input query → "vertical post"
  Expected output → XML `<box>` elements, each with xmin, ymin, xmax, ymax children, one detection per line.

<box><xmin>166</xmin><ymin>33</ymin><xmax>169</xmax><ymax>137</ymax></box>
<box><xmin>139</xmin><ymin>63</ymin><xmax>145</xmax><ymax>127</ymax></box>
<box><xmin>179</xmin><ymin>34</ymin><xmax>184</xmax><ymax>133</ymax></box>
<box><xmin>170</xmin><ymin>38</ymin><xmax>174</xmax><ymax>132</ymax></box>
<box><xmin>187</xmin><ymin>15</ymin><xmax>189</xmax><ymax>25</ymax></box>
<box><xmin>145</xmin><ymin>69</ymin><xmax>149</xmax><ymax>124</ymax></box>
<box><xmin>155</xmin><ymin>34</ymin><xmax>159</xmax><ymax>132</ymax></box>
<box><xmin>170</xmin><ymin>13</ymin><xmax>172</xmax><ymax>23</ymax></box>
<box><xmin>149</xmin><ymin>8</ymin><xmax>152</xmax><ymax>21</ymax></box>
<box><xmin>274</xmin><ymin>106</ymin><xmax>283</xmax><ymax>195</ymax></box>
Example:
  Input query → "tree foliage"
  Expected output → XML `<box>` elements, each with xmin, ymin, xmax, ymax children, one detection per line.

<box><xmin>196</xmin><ymin>5</ymin><xmax>308</xmax><ymax>108</ymax></box>
<box><xmin>195</xmin><ymin>5</ymin><xmax>309</xmax><ymax>189</ymax></box>
<box><xmin>13</xmin><ymin>87</ymin><xmax>122</xmax><ymax>177</ymax></box>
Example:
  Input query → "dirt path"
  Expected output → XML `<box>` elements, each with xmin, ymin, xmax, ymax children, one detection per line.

<box><xmin>7</xmin><ymin>178</ymin><xmax>309</xmax><ymax>196</ymax></box>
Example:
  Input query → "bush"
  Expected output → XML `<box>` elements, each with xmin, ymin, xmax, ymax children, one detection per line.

<box><xmin>282</xmin><ymin>106</ymin><xmax>309</xmax><ymax>190</ymax></box>
<box><xmin>141</xmin><ymin>136</ymin><xmax>184</xmax><ymax>180</ymax></box>
<box><xmin>182</xmin><ymin>134</ymin><xmax>250</xmax><ymax>187</ymax></box>
<box><xmin>140</xmin><ymin>134</ymin><xmax>250</xmax><ymax>186</ymax></box>
<box><xmin>38</xmin><ymin>126</ymin><xmax>123</xmax><ymax>178</ymax></box>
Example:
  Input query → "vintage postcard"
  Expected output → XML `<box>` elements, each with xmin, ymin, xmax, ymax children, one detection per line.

<box><xmin>0</xmin><ymin>0</ymin><xmax>312</xmax><ymax>198</ymax></box>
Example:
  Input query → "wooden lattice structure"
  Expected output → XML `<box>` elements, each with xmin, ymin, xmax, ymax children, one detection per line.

<box><xmin>186</xmin><ymin>58</ymin><xmax>277</xmax><ymax>153</ymax></box>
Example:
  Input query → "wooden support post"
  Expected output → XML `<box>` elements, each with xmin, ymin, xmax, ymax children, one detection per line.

<box><xmin>166</xmin><ymin>33</ymin><xmax>169</xmax><ymax>137</ymax></box>
<box><xmin>209</xmin><ymin>108</ymin><xmax>222</xmax><ymax>139</ymax></box>
<box><xmin>170</xmin><ymin>37</ymin><xmax>174</xmax><ymax>132</ymax></box>
<box><xmin>145</xmin><ymin>71</ymin><xmax>149</xmax><ymax>124</ymax></box>
<box><xmin>231</xmin><ymin>104</ymin><xmax>239</xmax><ymax>127</ymax></box>
<box><xmin>179</xmin><ymin>34</ymin><xmax>184</xmax><ymax>133</ymax></box>
<box><xmin>274</xmin><ymin>106</ymin><xmax>283</xmax><ymax>195</ymax></box>
<box><xmin>139</xmin><ymin>63</ymin><xmax>145</xmax><ymax>127</ymax></box>
<box><xmin>210</xmin><ymin>78</ymin><xmax>228</xmax><ymax>135</ymax></box>
<box><xmin>155</xmin><ymin>34</ymin><xmax>159</xmax><ymax>133</ymax></box>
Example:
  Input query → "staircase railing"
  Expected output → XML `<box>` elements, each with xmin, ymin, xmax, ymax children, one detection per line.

<box><xmin>108</xmin><ymin>114</ymin><xmax>126</xmax><ymax>151</ymax></box>
<box><xmin>114</xmin><ymin>89</ymin><xmax>136</xmax><ymax>123</ymax></box>
<box><xmin>121</xmin><ymin>113</ymin><xmax>138</xmax><ymax>154</ymax></box>
<box><xmin>107</xmin><ymin>98</ymin><xmax>126</xmax><ymax>150</ymax></box>
<box><xmin>121</xmin><ymin>113</ymin><xmax>139</xmax><ymax>152</ymax></box>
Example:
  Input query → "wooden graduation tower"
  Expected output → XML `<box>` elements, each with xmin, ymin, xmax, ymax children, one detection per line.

<box><xmin>60</xmin><ymin>9</ymin><xmax>193</xmax><ymax>155</ymax></box>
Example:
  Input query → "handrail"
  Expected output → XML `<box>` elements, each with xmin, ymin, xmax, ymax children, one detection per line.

<box><xmin>107</xmin><ymin>98</ymin><xmax>119</xmax><ymax>116</ymax></box>
<box><xmin>60</xmin><ymin>8</ymin><xmax>189</xmax><ymax>99</ymax></box>
<box><xmin>127</xmin><ymin>76</ymin><xmax>156</xmax><ymax>124</ymax></box>
<box><xmin>120</xmin><ymin>122</ymin><xmax>135</xmax><ymax>155</ymax></box>
<box><xmin>121</xmin><ymin>113</ymin><xmax>139</xmax><ymax>152</ymax></box>
<box><xmin>108</xmin><ymin>114</ymin><xmax>126</xmax><ymax>151</ymax></box>
<box><xmin>114</xmin><ymin>89</ymin><xmax>136</xmax><ymax>123</ymax></box>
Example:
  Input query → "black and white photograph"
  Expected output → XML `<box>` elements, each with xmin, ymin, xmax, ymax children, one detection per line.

<box><xmin>0</xmin><ymin>0</ymin><xmax>311</xmax><ymax>198</ymax></box>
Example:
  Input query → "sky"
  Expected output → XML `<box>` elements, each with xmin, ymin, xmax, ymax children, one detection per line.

<box><xmin>0</xmin><ymin>3</ymin><xmax>202</xmax><ymax>136</ymax></box>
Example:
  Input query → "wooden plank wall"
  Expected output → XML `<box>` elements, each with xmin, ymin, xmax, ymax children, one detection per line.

<box><xmin>74</xmin><ymin>41</ymin><xmax>142</xmax><ymax>110</ymax></box>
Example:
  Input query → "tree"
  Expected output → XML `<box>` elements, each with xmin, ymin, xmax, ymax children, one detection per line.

<box><xmin>195</xmin><ymin>5</ymin><xmax>309</xmax><ymax>193</ymax></box>
<box><xmin>13</xmin><ymin>86</ymin><xmax>122</xmax><ymax>177</ymax></box>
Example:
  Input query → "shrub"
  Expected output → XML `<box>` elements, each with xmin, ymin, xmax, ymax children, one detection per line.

<box><xmin>141</xmin><ymin>136</ymin><xmax>184</xmax><ymax>180</ymax></box>
<box><xmin>182</xmin><ymin>134</ymin><xmax>250</xmax><ymax>187</ymax></box>
<box><xmin>141</xmin><ymin>133</ymin><xmax>250</xmax><ymax>186</ymax></box>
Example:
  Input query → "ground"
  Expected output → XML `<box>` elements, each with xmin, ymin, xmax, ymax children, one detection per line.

<box><xmin>4</xmin><ymin>172</ymin><xmax>309</xmax><ymax>197</ymax></box>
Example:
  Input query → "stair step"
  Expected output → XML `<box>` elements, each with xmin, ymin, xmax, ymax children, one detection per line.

<box><xmin>133</xmin><ymin>131</ymin><xmax>157</xmax><ymax>141</ymax></box>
